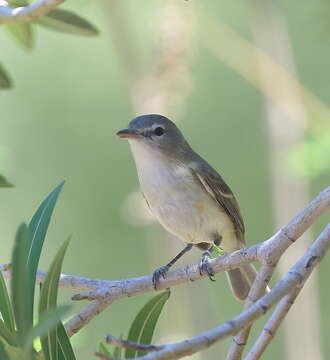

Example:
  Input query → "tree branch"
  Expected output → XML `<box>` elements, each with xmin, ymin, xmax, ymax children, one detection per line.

<box><xmin>0</xmin><ymin>0</ymin><xmax>64</xmax><ymax>24</ymax></box>
<box><xmin>226</xmin><ymin>264</ymin><xmax>275</xmax><ymax>360</ymax></box>
<box><xmin>244</xmin><ymin>286</ymin><xmax>301</xmax><ymax>360</ymax></box>
<box><xmin>226</xmin><ymin>186</ymin><xmax>330</xmax><ymax>358</ymax></box>
<box><xmin>100</xmin><ymin>224</ymin><xmax>330</xmax><ymax>360</ymax></box>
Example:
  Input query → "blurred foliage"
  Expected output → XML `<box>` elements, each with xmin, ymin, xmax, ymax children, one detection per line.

<box><xmin>290</xmin><ymin>129</ymin><xmax>330</xmax><ymax>178</ymax></box>
<box><xmin>37</xmin><ymin>9</ymin><xmax>99</xmax><ymax>36</ymax></box>
<box><xmin>0</xmin><ymin>1</ymin><xmax>99</xmax><ymax>88</ymax></box>
<box><xmin>5</xmin><ymin>23</ymin><xmax>35</xmax><ymax>50</ymax></box>
<box><xmin>0</xmin><ymin>175</ymin><xmax>13</xmax><ymax>188</ymax></box>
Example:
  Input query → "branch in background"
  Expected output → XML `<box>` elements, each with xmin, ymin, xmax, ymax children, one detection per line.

<box><xmin>98</xmin><ymin>224</ymin><xmax>330</xmax><ymax>360</ymax></box>
<box><xmin>0</xmin><ymin>0</ymin><xmax>64</xmax><ymax>24</ymax></box>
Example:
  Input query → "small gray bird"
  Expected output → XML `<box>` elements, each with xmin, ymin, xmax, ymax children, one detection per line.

<box><xmin>117</xmin><ymin>114</ymin><xmax>257</xmax><ymax>300</ymax></box>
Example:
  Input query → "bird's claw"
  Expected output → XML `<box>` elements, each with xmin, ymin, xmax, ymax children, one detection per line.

<box><xmin>199</xmin><ymin>252</ymin><xmax>216</xmax><ymax>281</ymax></box>
<box><xmin>152</xmin><ymin>265</ymin><xmax>170</xmax><ymax>289</ymax></box>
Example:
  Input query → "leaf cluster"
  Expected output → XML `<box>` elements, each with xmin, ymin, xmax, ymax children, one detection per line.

<box><xmin>0</xmin><ymin>182</ymin><xmax>76</xmax><ymax>359</ymax></box>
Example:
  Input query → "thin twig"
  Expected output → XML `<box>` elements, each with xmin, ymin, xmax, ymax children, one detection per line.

<box><xmin>0</xmin><ymin>0</ymin><xmax>64</xmax><ymax>24</ymax></box>
<box><xmin>106</xmin><ymin>334</ymin><xmax>163</xmax><ymax>352</ymax></box>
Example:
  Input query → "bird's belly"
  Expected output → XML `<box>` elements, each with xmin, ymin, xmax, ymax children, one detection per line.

<box><xmin>144</xmin><ymin>181</ymin><xmax>237</xmax><ymax>250</ymax></box>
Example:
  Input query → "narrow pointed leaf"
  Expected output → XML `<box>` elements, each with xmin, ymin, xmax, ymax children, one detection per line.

<box><xmin>0</xmin><ymin>271</ymin><xmax>15</xmax><ymax>332</ymax></box>
<box><xmin>0</xmin><ymin>175</ymin><xmax>13</xmax><ymax>188</ymax></box>
<box><xmin>24</xmin><ymin>304</ymin><xmax>71</xmax><ymax>349</ymax></box>
<box><xmin>11</xmin><ymin>223</ymin><xmax>33</xmax><ymax>344</ymax></box>
<box><xmin>0</xmin><ymin>66</ymin><xmax>12</xmax><ymax>89</ymax></box>
<box><xmin>39</xmin><ymin>239</ymin><xmax>70</xmax><ymax>360</ymax></box>
<box><xmin>37</xmin><ymin>9</ymin><xmax>99</xmax><ymax>36</ymax></box>
<box><xmin>5</xmin><ymin>23</ymin><xmax>35</xmax><ymax>50</ymax></box>
<box><xmin>125</xmin><ymin>291</ymin><xmax>170</xmax><ymax>358</ymax></box>
<box><xmin>0</xmin><ymin>319</ymin><xmax>17</xmax><ymax>346</ymax></box>
<box><xmin>56</xmin><ymin>322</ymin><xmax>76</xmax><ymax>360</ymax></box>
<box><xmin>27</xmin><ymin>181</ymin><xmax>65</xmax><ymax>316</ymax></box>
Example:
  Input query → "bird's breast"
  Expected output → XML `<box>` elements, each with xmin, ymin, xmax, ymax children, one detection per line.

<box><xmin>129</xmin><ymin>141</ymin><xmax>237</xmax><ymax>249</ymax></box>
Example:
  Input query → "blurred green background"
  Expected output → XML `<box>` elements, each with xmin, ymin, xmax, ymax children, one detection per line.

<box><xmin>1</xmin><ymin>0</ymin><xmax>329</xmax><ymax>359</ymax></box>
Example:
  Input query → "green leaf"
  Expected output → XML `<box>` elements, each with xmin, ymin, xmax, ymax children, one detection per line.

<box><xmin>125</xmin><ymin>291</ymin><xmax>170</xmax><ymax>358</ymax></box>
<box><xmin>24</xmin><ymin>304</ymin><xmax>71</xmax><ymax>350</ymax></box>
<box><xmin>5</xmin><ymin>23</ymin><xmax>35</xmax><ymax>50</ymax></box>
<box><xmin>56</xmin><ymin>322</ymin><xmax>76</xmax><ymax>360</ymax></box>
<box><xmin>37</xmin><ymin>9</ymin><xmax>99</xmax><ymax>36</ymax></box>
<box><xmin>0</xmin><ymin>271</ymin><xmax>15</xmax><ymax>333</ymax></box>
<box><xmin>27</xmin><ymin>181</ymin><xmax>65</xmax><ymax>318</ymax></box>
<box><xmin>39</xmin><ymin>239</ymin><xmax>70</xmax><ymax>360</ymax></box>
<box><xmin>11</xmin><ymin>223</ymin><xmax>33</xmax><ymax>344</ymax></box>
<box><xmin>0</xmin><ymin>319</ymin><xmax>17</xmax><ymax>346</ymax></box>
<box><xmin>0</xmin><ymin>65</ymin><xmax>12</xmax><ymax>89</ymax></box>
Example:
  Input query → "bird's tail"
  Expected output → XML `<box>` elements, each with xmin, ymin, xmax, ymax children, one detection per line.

<box><xmin>226</xmin><ymin>264</ymin><xmax>269</xmax><ymax>301</ymax></box>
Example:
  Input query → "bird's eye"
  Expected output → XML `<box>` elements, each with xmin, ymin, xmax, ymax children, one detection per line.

<box><xmin>154</xmin><ymin>127</ymin><xmax>165</xmax><ymax>136</ymax></box>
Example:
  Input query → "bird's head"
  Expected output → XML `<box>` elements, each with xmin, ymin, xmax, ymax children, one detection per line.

<box><xmin>117</xmin><ymin>114</ymin><xmax>192</xmax><ymax>159</ymax></box>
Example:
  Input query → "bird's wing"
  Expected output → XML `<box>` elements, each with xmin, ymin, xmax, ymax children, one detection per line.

<box><xmin>189</xmin><ymin>159</ymin><xmax>245</xmax><ymax>244</ymax></box>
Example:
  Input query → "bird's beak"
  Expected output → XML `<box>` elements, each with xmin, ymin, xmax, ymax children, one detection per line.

<box><xmin>116</xmin><ymin>128</ymin><xmax>141</xmax><ymax>139</ymax></box>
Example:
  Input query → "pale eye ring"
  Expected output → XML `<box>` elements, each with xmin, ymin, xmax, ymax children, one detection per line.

<box><xmin>154</xmin><ymin>126</ymin><xmax>165</xmax><ymax>136</ymax></box>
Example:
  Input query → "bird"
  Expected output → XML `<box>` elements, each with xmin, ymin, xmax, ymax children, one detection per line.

<box><xmin>117</xmin><ymin>114</ymin><xmax>257</xmax><ymax>300</ymax></box>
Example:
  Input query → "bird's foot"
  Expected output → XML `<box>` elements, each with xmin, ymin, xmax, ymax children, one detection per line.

<box><xmin>199</xmin><ymin>252</ymin><xmax>216</xmax><ymax>281</ymax></box>
<box><xmin>152</xmin><ymin>265</ymin><xmax>170</xmax><ymax>289</ymax></box>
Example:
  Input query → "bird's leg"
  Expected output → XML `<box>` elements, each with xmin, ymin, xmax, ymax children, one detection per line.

<box><xmin>199</xmin><ymin>251</ymin><xmax>216</xmax><ymax>281</ymax></box>
<box><xmin>152</xmin><ymin>243</ymin><xmax>193</xmax><ymax>289</ymax></box>
<box><xmin>196</xmin><ymin>243</ymin><xmax>216</xmax><ymax>281</ymax></box>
